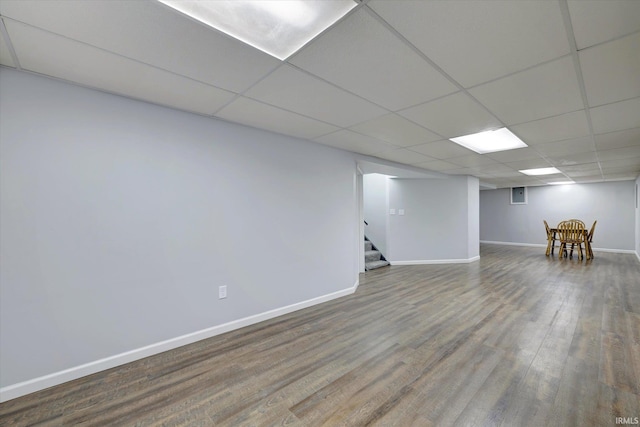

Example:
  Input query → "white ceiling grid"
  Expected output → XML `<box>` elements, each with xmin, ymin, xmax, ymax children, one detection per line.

<box><xmin>0</xmin><ymin>0</ymin><xmax>638</xmax><ymax>188</ymax></box>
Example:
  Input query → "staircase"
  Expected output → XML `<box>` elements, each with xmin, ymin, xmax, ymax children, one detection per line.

<box><xmin>365</xmin><ymin>239</ymin><xmax>390</xmax><ymax>271</ymax></box>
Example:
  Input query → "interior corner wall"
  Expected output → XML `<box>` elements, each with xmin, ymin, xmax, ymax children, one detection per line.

<box><xmin>479</xmin><ymin>181</ymin><xmax>636</xmax><ymax>251</ymax></box>
<box><xmin>467</xmin><ymin>176</ymin><xmax>480</xmax><ymax>259</ymax></box>
<box><xmin>387</xmin><ymin>176</ymin><xmax>474</xmax><ymax>262</ymax></box>
<box><xmin>636</xmin><ymin>176</ymin><xmax>640</xmax><ymax>258</ymax></box>
<box><xmin>363</xmin><ymin>173</ymin><xmax>389</xmax><ymax>256</ymax></box>
<box><xmin>0</xmin><ymin>68</ymin><xmax>359</xmax><ymax>394</ymax></box>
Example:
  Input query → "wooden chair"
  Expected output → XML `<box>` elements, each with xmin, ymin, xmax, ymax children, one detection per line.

<box><xmin>557</xmin><ymin>220</ymin><xmax>589</xmax><ymax>260</ymax></box>
<box><xmin>543</xmin><ymin>220</ymin><xmax>557</xmax><ymax>256</ymax></box>
<box><xmin>568</xmin><ymin>218</ymin><xmax>586</xmax><ymax>227</ymax></box>
<box><xmin>586</xmin><ymin>220</ymin><xmax>597</xmax><ymax>259</ymax></box>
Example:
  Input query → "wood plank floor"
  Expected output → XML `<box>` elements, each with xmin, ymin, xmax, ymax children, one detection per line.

<box><xmin>1</xmin><ymin>244</ymin><xmax>639</xmax><ymax>426</ymax></box>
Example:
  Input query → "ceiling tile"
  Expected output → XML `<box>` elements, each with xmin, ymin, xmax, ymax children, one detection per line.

<box><xmin>4</xmin><ymin>20</ymin><xmax>236</xmax><ymax>116</ymax></box>
<box><xmin>548</xmin><ymin>152</ymin><xmax>599</xmax><ymax>167</ymax></box>
<box><xmin>349</xmin><ymin>114</ymin><xmax>441</xmax><ymax>147</ymax></box>
<box><xmin>442</xmin><ymin>168</ymin><xmax>476</xmax><ymax>176</ymax></box>
<box><xmin>596</xmin><ymin>146</ymin><xmax>640</xmax><ymax>161</ymax></box>
<box><xmin>601</xmin><ymin>167</ymin><xmax>640</xmax><ymax>177</ymax></box>
<box><xmin>579</xmin><ymin>33</ymin><xmax>640</xmax><ymax>107</ymax></box>
<box><xmin>469</xmin><ymin>56</ymin><xmax>583</xmax><ymax>125</ymax></box>
<box><xmin>290</xmin><ymin>9</ymin><xmax>457</xmax><ymax>111</ymax></box>
<box><xmin>399</xmin><ymin>92</ymin><xmax>501</xmax><ymax>138</ymax></box>
<box><xmin>510</xmin><ymin>110</ymin><xmax>590</xmax><ymax>145</ymax></box>
<box><xmin>603</xmin><ymin>173</ymin><xmax>638</xmax><ymax>181</ymax></box>
<box><xmin>215</xmin><ymin>97</ymin><xmax>338</xmax><ymax>140</ymax></box>
<box><xmin>572</xmin><ymin>175</ymin><xmax>604</xmax><ymax>183</ymax></box>
<box><xmin>505</xmin><ymin>158</ymin><xmax>555</xmax><ymax>170</ymax></box>
<box><xmin>590</xmin><ymin>97</ymin><xmax>640</xmax><ymax>134</ymax></box>
<box><xmin>488</xmin><ymin>168</ymin><xmax>527</xmax><ymax>177</ymax></box>
<box><xmin>568</xmin><ymin>0</ymin><xmax>640</xmax><ymax>49</ymax></box>
<box><xmin>449</xmin><ymin>154</ymin><xmax>501</xmax><ymax>168</ymax></box>
<box><xmin>0</xmin><ymin>0</ymin><xmax>281</xmax><ymax>93</ymax></box>
<box><xmin>503</xmin><ymin>176</ymin><xmax>549</xmax><ymax>186</ymax></box>
<box><xmin>559</xmin><ymin>163</ymin><xmax>601</xmax><ymax>173</ymax></box>
<box><xmin>373</xmin><ymin>148</ymin><xmax>435</xmax><ymax>165</ymax></box>
<box><xmin>413</xmin><ymin>159</ymin><xmax>461</xmax><ymax>172</ymax></box>
<box><xmin>408</xmin><ymin>139</ymin><xmax>474</xmax><ymax>159</ymax></box>
<box><xmin>533</xmin><ymin>136</ymin><xmax>595</xmax><ymax>156</ymax></box>
<box><xmin>369</xmin><ymin>0</ymin><xmax>569</xmax><ymax>87</ymax></box>
<box><xmin>565</xmin><ymin>172</ymin><xmax>602</xmax><ymax>180</ymax></box>
<box><xmin>0</xmin><ymin>26</ymin><xmax>16</xmax><ymax>67</ymax></box>
<box><xmin>314</xmin><ymin>130</ymin><xmax>396</xmax><ymax>156</ymax></box>
<box><xmin>600</xmin><ymin>157</ymin><xmax>640</xmax><ymax>170</ymax></box>
<box><xmin>245</xmin><ymin>65</ymin><xmax>387</xmax><ymax>128</ymax></box>
<box><xmin>486</xmin><ymin>148</ymin><xmax>545</xmax><ymax>163</ymax></box>
<box><xmin>470</xmin><ymin>171</ymin><xmax>499</xmax><ymax>179</ymax></box>
<box><xmin>594</xmin><ymin>128</ymin><xmax>640</xmax><ymax>150</ymax></box>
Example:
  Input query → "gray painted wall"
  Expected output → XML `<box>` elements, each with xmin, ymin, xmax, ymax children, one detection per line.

<box><xmin>467</xmin><ymin>177</ymin><xmax>480</xmax><ymax>259</ymax></box>
<box><xmin>480</xmin><ymin>181</ymin><xmax>636</xmax><ymax>251</ymax></box>
<box><xmin>636</xmin><ymin>176</ymin><xmax>640</xmax><ymax>257</ymax></box>
<box><xmin>387</xmin><ymin>176</ymin><xmax>479</xmax><ymax>261</ymax></box>
<box><xmin>363</xmin><ymin>173</ymin><xmax>389</xmax><ymax>257</ymax></box>
<box><xmin>0</xmin><ymin>69</ymin><xmax>359</xmax><ymax>388</ymax></box>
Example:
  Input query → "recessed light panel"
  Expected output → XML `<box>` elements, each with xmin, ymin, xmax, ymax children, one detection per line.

<box><xmin>157</xmin><ymin>0</ymin><xmax>357</xmax><ymax>60</ymax></box>
<box><xmin>548</xmin><ymin>181</ymin><xmax>575</xmax><ymax>185</ymax></box>
<box><xmin>519</xmin><ymin>167</ymin><xmax>561</xmax><ymax>176</ymax></box>
<box><xmin>449</xmin><ymin>127</ymin><xmax>527</xmax><ymax>154</ymax></box>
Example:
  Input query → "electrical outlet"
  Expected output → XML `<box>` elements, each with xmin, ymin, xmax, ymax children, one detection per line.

<box><xmin>219</xmin><ymin>285</ymin><xmax>227</xmax><ymax>299</ymax></box>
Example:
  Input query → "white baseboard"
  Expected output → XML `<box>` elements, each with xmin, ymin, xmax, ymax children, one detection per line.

<box><xmin>391</xmin><ymin>255</ymin><xmax>480</xmax><ymax>265</ymax></box>
<box><xmin>0</xmin><ymin>279</ymin><xmax>359</xmax><ymax>403</ymax></box>
<box><xmin>480</xmin><ymin>240</ymin><xmax>637</xmax><ymax>254</ymax></box>
<box><xmin>480</xmin><ymin>240</ymin><xmax>546</xmax><ymax>248</ymax></box>
<box><xmin>636</xmin><ymin>251</ymin><xmax>640</xmax><ymax>263</ymax></box>
<box><xmin>590</xmin><ymin>247</ymin><xmax>637</xmax><ymax>254</ymax></box>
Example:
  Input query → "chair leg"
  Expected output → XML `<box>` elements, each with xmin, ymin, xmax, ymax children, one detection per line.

<box><xmin>551</xmin><ymin>239</ymin><xmax>555</xmax><ymax>255</ymax></box>
<box><xmin>546</xmin><ymin>238</ymin><xmax>552</xmax><ymax>256</ymax></box>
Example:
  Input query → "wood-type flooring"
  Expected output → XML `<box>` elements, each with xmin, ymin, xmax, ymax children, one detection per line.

<box><xmin>1</xmin><ymin>244</ymin><xmax>639</xmax><ymax>426</ymax></box>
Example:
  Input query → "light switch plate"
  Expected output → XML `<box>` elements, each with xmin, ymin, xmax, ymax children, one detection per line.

<box><xmin>399</xmin><ymin>209</ymin><xmax>405</xmax><ymax>215</ymax></box>
<box><xmin>390</xmin><ymin>209</ymin><xmax>396</xmax><ymax>215</ymax></box>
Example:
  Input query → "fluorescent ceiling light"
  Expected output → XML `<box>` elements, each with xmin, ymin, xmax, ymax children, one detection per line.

<box><xmin>157</xmin><ymin>0</ymin><xmax>357</xmax><ymax>60</ymax></box>
<box><xmin>519</xmin><ymin>167</ymin><xmax>562</xmax><ymax>176</ymax></box>
<box><xmin>449</xmin><ymin>127</ymin><xmax>527</xmax><ymax>154</ymax></box>
<box><xmin>548</xmin><ymin>181</ymin><xmax>575</xmax><ymax>185</ymax></box>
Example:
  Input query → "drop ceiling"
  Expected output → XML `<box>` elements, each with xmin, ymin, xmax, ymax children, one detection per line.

<box><xmin>1</xmin><ymin>0</ymin><xmax>638</xmax><ymax>188</ymax></box>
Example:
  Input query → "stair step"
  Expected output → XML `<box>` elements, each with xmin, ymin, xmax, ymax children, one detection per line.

<box><xmin>365</xmin><ymin>260</ymin><xmax>390</xmax><ymax>270</ymax></box>
<box><xmin>364</xmin><ymin>241</ymin><xmax>373</xmax><ymax>251</ymax></box>
<box><xmin>365</xmin><ymin>250</ymin><xmax>381</xmax><ymax>262</ymax></box>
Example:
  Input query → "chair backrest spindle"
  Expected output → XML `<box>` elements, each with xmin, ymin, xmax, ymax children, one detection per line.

<box><xmin>558</xmin><ymin>219</ymin><xmax>586</xmax><ymax>243</ymax></box>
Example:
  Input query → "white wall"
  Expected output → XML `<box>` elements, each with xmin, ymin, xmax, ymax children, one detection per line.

<box><xmin>635</xmin><ymin>176</ymin><xmax>640</xmax><ymax>259</ymax></box>
<box><xmin>387</xmin><ymin>176</ymin><xmax>479</xmax><ymax>262</ymax></box>
<box><xmin>467</xmin><ymin>176</ymin><xmax>480</xmax><ymax>259</ymax></box>
<box><xmin>480</xmin><ymin>181</ymin><xmax>636</xmax><ymax>251</ymax></box>
<box><xmin>0</xmin><ymin>69</ymin><xmax>359</xmax><ymax>397</ymax></box>
<box><xmin>363</xmin><ymin>173</ymin><xmax>389</xmax><ymax>256</ymax></box>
